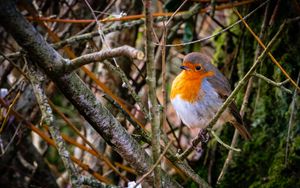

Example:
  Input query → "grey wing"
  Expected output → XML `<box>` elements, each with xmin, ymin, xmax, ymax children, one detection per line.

<box><xmin>206</xmin><ymin>74</ymin><xmax>231</xmax><ymax>97</ymax></box>
<box><xmin>206</xmin><ymin>74</ymin><xmax>243</xmax><ymax>125</ymax></box>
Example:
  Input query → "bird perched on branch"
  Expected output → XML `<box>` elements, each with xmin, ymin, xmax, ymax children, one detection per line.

<box><xmin>170</xmin><ymin>52</ymin><xmax>251</xmax><ymax>140</ymax></box>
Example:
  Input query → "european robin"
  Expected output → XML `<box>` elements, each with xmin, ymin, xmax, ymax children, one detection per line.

<box><xmin>170</xmin><ymin>52</ymin><xmax>251</xmax><ymax>140</ymax></box>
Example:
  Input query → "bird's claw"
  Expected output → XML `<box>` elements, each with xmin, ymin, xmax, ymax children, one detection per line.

<box><xmin>194</xmin><ymin>143</ymin><xmax>203</xmax><ymax>153</ymax></box>
<box><xmin>198</xmin><ymin>129</ymin><xmax>209</xmax><ymax>143</ymax></box>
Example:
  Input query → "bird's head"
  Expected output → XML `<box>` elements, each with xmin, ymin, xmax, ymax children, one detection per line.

<box><xmin>180</xmin><ymin>52</ymin><xmax>215</xmax><ymax>78</ymax></box>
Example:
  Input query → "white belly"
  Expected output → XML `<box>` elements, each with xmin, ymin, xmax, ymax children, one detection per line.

<box><xmin>171</xmin><ymin>79</ymin><xmax>230</xmax><ymax>128</ymax></box>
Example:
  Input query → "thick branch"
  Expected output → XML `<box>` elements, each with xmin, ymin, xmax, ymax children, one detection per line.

<box><xmin>0</xmin><ymin>1</ymin><xmax>180</xmax><ymax>187</ymax></box>
<box><xmin>67</xmin><ymin>45</ymin><xmax>144</xmax><ymax>73</ymax></box>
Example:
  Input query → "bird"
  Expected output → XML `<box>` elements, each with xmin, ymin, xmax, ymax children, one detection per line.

<box><xmin>170</xmin><ymin>52</ymin><xmax>251</xmax><ymax>140</ymax></box>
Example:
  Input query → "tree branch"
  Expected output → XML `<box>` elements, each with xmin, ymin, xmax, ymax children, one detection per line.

<box><xmin>67</xmin><ymin>45</ymin><xmax>144</xmax><ymax>73</ymax></box>
<box><xmin>252</xmin><ymin>73</ymin><xmax>292</xmax><ymax>94</ymax></box>
<box><xmin>285</xmin><ymin>72</ymin><xmax>300</xmax><ymax>165</ymax></box>
<box><xmin>144</xmin><ymin>0</ymin><xmax>162</xmax><ymax>187</ymax></box>
<box><xmin>27</xmin><ymin>63</ymin><xmax>80</xmax><ymax>187</ymax></box>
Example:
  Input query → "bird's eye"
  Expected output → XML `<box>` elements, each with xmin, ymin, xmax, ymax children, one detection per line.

<box><xmin>195</xmin><ymin>66</ymin><xmax>201</xmax><ymax>70</ymax></box>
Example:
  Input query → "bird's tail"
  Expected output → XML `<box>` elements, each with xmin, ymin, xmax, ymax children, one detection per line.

<box><xmin>232</xmin><ymin>121</ymin><xmax>251</xmax><ymax>140</ymax></box>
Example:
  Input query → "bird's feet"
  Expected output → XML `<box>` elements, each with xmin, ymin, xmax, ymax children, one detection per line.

<box><xmin>198</xmin><ymin>129</ymin><xmax>209</xmax><ymax>143</ymax></box>
<box><xmin>191</xmin><ymin>129</ymin><xmax>209</xmax><ymax>156</ymax></box>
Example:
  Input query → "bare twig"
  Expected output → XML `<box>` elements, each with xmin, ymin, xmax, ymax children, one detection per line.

<box><xmin>27</xmin><ymin>63</ymin><xmax>80</xmax><ymax>187</ymax></box>
<box><xmin>166</xmin><ymin>0</ymin><xmax>188</xmax><ymax>26</ymax></box>
<box><xmin>209</xmin><ymin>128</ymin><xmax>241</xmax><ymax>152</ymax></box>
<box><xmin>53</xmin><ymin>19</ymin><xmax>146</xmax><ymax>50</ymax></box>
<box><xmin>285</xmin><ymin>72</ymin><xmax>300</xmax><ymax>165</ymax></box>
<box><xmin>67</xmin><ymin>45</ymin><xmax>144</xmax><ymax>72</ymax></box>
<box><xmin>144</xmin><ymin>0</ymin><xmax>161</xmax><ymax>186</ymax></box>
<box><xmin>0</xmin><ymin>123</ymin><xmax>21</xmax><ymax>156</ymax></box>
<box><xmin>84</xmin><ymin>1</ymin><xmax>150</xmax><ymax>120</ymax></box>
<box><xmin>83</xmin><ymin>0</ymin><xmax>110</xmax><ymax>50</ymax></box>
<box><xmin>0</xmin><ymin>51</ymin><xmax>29</xmax><ymax>80</ymax></box>
<box><xmin>161</xmin><ymin>24</ymin><xmax>168</xmax><ymax>148</ymax></box>
<box><xmin>177</xmin><ymin>127</ymin><xmax>241</xmax><ymax>160</ymax></box>
<box><xmin>0</xmin><ymin>91</ymin><xmax>21</xmax><ymax>133</ymax></box>
<box><xmin>253</xmin><ymin>73</ymin><xmax>292</xmax><ymax>94</ymax></box>
<box><xmin>269</xmin><ymin>0</ymin><xmax>281</xmax><ymax>26</ymax></box>
<box><xmin>135</xmin><ymin>141</ymin><xmax>173</xmax><ymax>187</ymax></box>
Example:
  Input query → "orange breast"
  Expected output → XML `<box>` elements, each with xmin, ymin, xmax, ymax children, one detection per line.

<box><xmin>170</xmin><ymin>71</ymin><xmax>214</xmax><ymax>103</ymax></box>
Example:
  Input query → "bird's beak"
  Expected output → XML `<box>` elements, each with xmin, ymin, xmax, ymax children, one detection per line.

<box><xmin>180</xmin><ymin>65</ymin><xmax>189</xmax><ymax>70</ymax></box>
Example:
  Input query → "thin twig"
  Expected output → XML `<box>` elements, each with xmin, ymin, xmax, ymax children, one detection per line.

<box><xmin>27</xmin><ymin>64</ymin><xmax>80</xmax><ymax>187</ymax></box>
<box><xmin>166</xmin><ymin>0</ymin><xmax>188</xmax><ymax>26</ymax></box>
<box><xmin>285</xmin><ymin>72</ymin><xmax>300</xmax><ymax>165</ymax></box>
<box><xmin>0</xmin><ymin>51</ymin><xmax>29</xmax><ymax>80</ymax></box>
<box><xmin>269</xmin><ymin>0</ymin><xmax>281</xmax><ymax>26</ymax></box>
<box><xmin>0</xmin><ymin>91</ymin><xmax>21</xmax><ymax>133</ymax></box>
<box><xmin>217</xmin><ymin>130</ymin><xmax>239</xmax><ymax>183</ymax></box>
<box><xmin>0</xmin><ymin>123</ymin><xmax>21</xmax><ymax>156</ymax></box>
<box><xmin>161</xmin><ymin>21</ymin><xmax>168</xmax><ymax>147</ymax></box>
<box><xmin>53</xmin><ymin>19</ymin><xmax>146</xmax><ymax>50</ymax></box>
<box><xmin>135</xmin><ymin>141</ymin><xmax>173</xmax><ymax>187</ymax></box>
<box><xmin>253</xmin><ymin>73</ymin><xmax>292</xmax><ymax>94</ymax></box>
<box><xmin>209</xmin><ymin>128</ymin><xmax>241</xmax><ymax>152</ymax></box>
<box><xmin>144</xmin><ymin>0</ymin><xmax>161</xmax><ymax>186</ymax></box>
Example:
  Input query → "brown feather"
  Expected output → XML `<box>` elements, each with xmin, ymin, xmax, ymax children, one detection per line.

<box><xmin>231</xmin><ymin>120</ymin><xmax>252</xmax><ymax>140</ymax></box>
<box><xmin>212</xmin><ymin>89</ymin><xmax>251</xmax><ymax>140</ymax></box>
